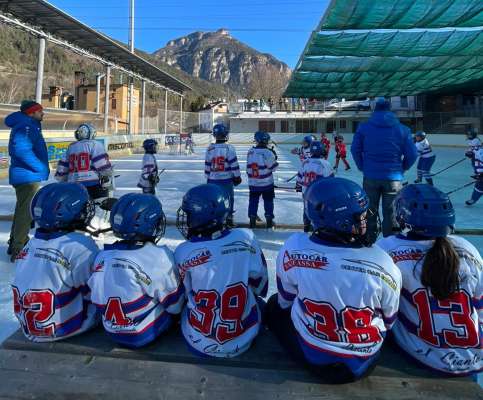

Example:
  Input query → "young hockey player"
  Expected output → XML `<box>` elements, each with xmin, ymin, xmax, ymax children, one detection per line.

<box><xmin>12</xmin><ymin>182</ymin><xmax>100</xmax><ymax>342</ymax></box>
<box><xmin>246</xmin><ymin>131</ymin><xmax>279</xmax><ymax>229</ymax></box>
<box><xmin>175</xmin><ymin>184</ymin><xmax>268</xmax><ymax>358</ymax></box>
<box><xmin>137</xmin><ymin>139</ymin><xmax>159</xmax><ymax>195</ymax></box>
<box><xmin>88</xmin><ymin>193</ymin><xmax>184</xmax><ymax>348</ymax></box>
<box><xmin>377</xmin><ymin>184</ymin><xmax>482</xmax><ymax>375</ymax></box>
<box><xmin>465</xmin><ymin>141</ymin><xmax>483</xmax><ymax>205</ymax></box>
<box><xmin>414</xmin><ymin>131</ymin><xmax>435</xmax><ymax>185</ymax></box>
<box><xmin>334</xmin><ymin>134</ymin><xmax>351</xmax><ymax>171</ymax></box>
<box><xmin>466</xmin><ymin>129</ymin><xmax>481</xmax><ymax>152</ymax></box>
<box><xmin>296</xmin><ymin>141</ymin><xmax>334</xmax><ymax>232</ymax></box>
<box><xmin>55</xmin><ymin>123</ymin><xmax>113</xmax><ymax>200</ymax></box>
<box><xmin>267</xmin><ymin>178</ymin><xmax>401</xmax><ymax>383</ymax></box>
<box><xmin>291</xmin><ymin>135</ymin><xmax>315</xmax><ymax>162</ymax></box>
<box><xmin>320</xmin><ymin>132</ymin><xmax>331</xmax><ymax>160</ymax></box>
<box><xmin>185</xmin><ymin>133</ymin><xmax>195</xmax><ymax>155</ymax></box>
<box><xmin>204</xmin><ymin>124</ymin><xmax>241</xmax><ymax>226</ymax></box>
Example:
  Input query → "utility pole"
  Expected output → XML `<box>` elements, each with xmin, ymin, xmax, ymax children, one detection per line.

<box><xmin>128</xmin><ymin>0</ymin><xmax>135</xmax><ymax>135</ymax></box>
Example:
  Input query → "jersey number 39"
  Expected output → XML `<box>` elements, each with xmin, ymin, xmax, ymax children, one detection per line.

<box><xmin>189</xmin><ymin>283</ymin><xmax>248</xmax><ymax>344</ymax></box>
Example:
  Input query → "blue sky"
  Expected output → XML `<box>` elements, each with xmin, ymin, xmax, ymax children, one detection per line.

<box><xmin>48</xmin><ymin>0</ymin><xmax>329</xmax><ymax>68</ymax></box>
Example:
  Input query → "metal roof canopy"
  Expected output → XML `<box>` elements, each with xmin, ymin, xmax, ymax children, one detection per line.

<box><xmin>285</xmin><ymin>0</ymin><xmax>483</xmax><ymax>99</ymax></box>
<box><xmin>0</xmin><ymin>0</ymin><xmax>191</xmax><ymax>94</ymax></box>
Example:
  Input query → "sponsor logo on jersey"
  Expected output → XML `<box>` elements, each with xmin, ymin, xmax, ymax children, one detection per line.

<box><xmin>221</xmin><ymin>241</ymin><xmax>256</xmax><ymax>255</ymax></box>
<box><xmin>34</xmin><ymin>248</ymin><xmax>71</xmax><ymax>269</ymax></box>
<box><xmin>179</xmin><ymin>249</ymin><xmax>212</xmax><ymax>272</ymax></box>
<box><xmin>111</xmin><ymin>258</ymin><xmax>152</xmax><ymax>285</ymax></box>
<box><xmin>341</xmin><ymin>258</ymin><xmax>398</xmax><ymax>291</ymax></box>
<box><xmin>282</xmin><ymin>249</ymin><xmax>328</xmax><ymax>271</ymax></box>
<box><xmin>440</xmin><ymin>351</ymin><xmax>483</xmax><ymax>372</ymax></box>
<box><xmin>389</xmin><ymin>247</ymin><xmax>424</xmax><ymax>263</ymax></box>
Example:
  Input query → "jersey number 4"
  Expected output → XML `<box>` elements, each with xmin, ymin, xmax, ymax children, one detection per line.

<box><xmin>190</xmin><ymin>282</ymin><xmax>248</xmax><ymax>344</ymax></box>
<box><xmin>69</xmin><ymin>152</ymin><xmax>90</xmax><ymax>173</ymax></box>
<box><xmin>412</xmin><ymin>289</ymin><xmax>479</xmax><ymax>348</ymax></box>
<box><xmin>12</xmin><ymin>287</ymin><xmax>55</xmax><ymax>337</ymax></box>
<box><xmin>303</xmin><ymin>300</ymin><xmax>383</xmax><ymax>343</ymax></box>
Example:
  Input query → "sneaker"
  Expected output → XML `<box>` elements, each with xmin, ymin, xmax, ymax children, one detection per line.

<box><xmin>249</xmin><ymin>217</ymin><xmax>257</xmax><ymax>229</ymax></box>
<box><xmin>345</xmin><ymin>166</ymin><xmax>351</xmax><ymax>171</ymax></box>
<box><xmin>465</xmin><ymin>199</ymin><xmax>476</xmax><ymax>206</ymax></box>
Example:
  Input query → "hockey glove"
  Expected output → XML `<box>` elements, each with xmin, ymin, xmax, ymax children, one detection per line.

<box><xmin>148</xmin><ymin>173</ymin><xmax>160</xmax><ymax>185</ymax></box>
<box><xmin>100</xmin><ymin>175</ymin><xmax>113</xmax><ymax>190</ymax></box>
<box><xmin>465</xmin><ymin>151</ymin><xmax>475</xmax><ymax>159</ymax></box>
<box><xmin>233</xmin><ymin>176</ymin><xmax>242</xmax><ymax>186</ymax></box>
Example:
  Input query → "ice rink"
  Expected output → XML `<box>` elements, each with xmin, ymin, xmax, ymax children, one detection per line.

<box><xmin>0</xmin><ymin>142</ymin><xmax>482</xmax><ymax>350</ymax></box>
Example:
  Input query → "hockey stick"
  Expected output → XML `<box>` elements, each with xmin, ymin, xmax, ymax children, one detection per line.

<box><xmin>285</xmin><ymin>173</ymin><xmax>298</xmax><ymax>183</ymax></box>
<box><xmin>446</xmin><ymin>181</ymin><xmax>475</xmax><ymax>196</ymax></box>
<box><xmin>274</xmin><ymin>184</ymin><xmax>298</xmax><ymax>192</ymax></box>
<box><xmin>429</xmin><ymin>158</ymin><xmax>466</xmax><ymax>177</ymax></box>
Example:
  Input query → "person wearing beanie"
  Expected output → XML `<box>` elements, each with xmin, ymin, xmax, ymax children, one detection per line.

<box><xmin>5</xmin><ymin>100</ymin><xmax>49</xmax><ymax>261</ymax></box>
<box><xmin>351</xmin><ymin>97</ymin><xmax>417</xmax><ymax>243</ymax></box>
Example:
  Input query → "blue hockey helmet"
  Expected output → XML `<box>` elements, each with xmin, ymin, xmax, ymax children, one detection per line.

<box><xmin>75</xmin><ymin>123</ymin><xmax>97</xmax><ymax>140</ymax></box>
<box><xmin>212</xmin><ymin>124</ymin><xmax>229</xmax><ymax>140</ymax></box>
<box><xmin>415</xmin><ymin>131</ymin><xmax>426</xmax><ymax>139</ymax></box>
<box><xmin>110</xmin><ymin>193</ymin><xmax>166</xmax><ymax>242</ymax></box>
<box><xmin>302</xmin><ymin>135</ymin><xmax>315</xmax><ymax>147</ymax></box>
<box><xmin>305</xmin><ymin>178</ymin><xmax>370</xmax><ymax>242</ymax></box>
<box><xmin>254</xmin><ymin>131</ymin><xmax>270</xmax><ymax>145</ymax></box>
<box><xmin>395</xmin><ymin>184</ymin><xmax>455</xmax><ymax>238</ymax></box>
<box><xmin>467</xmin><ymin>129</ymin><xmax>477</xmax><ymax>140</ymax></box>
<box><xmin>176</xmin><ymin>184</ymin><xmax>230</xmax><ymax>239</ymax></box>
<box><xmin>309</xmin><ymin>141</ymin><xmax>326</xmax><ymax>158</ymax></box>
<box><xmin>143</xmin><ymin>138</ymin><xmax>158</xmax><ymax>154</ymax></box>
<box><xmin>31</xmin><ymin>183</ymin><xmax>95</xmax><ymax>231</ymax></box>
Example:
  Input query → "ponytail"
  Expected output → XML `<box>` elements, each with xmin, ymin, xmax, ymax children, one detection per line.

<box><xmin>421</xmin><ymin>237</ymin><xmax>460</xmax><ymax>300</ymax></box>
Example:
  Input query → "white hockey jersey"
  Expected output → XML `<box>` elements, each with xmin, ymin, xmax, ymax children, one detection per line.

<box><xmin>472</xmin><ymin>147</ymin><xmax>483</xmax><ymax>175</ymax></box>
<box><xmin>377</xmin><ymin>234</ymin><xmax>483</xmax><ymax>375</ymax></box>
<box><xmin>276</xmin><ymin>233</ymin><xmax>401</xmax><ymax>364</ymax></box>
<box><xmin>416</xmin><ymin>139</ymin><xmax>434</xmax><ymax>158</ymax></box>
<box><xmin>204</xmin><ymin>143</ymin><xmax>241</xmax><ymax>184</ymax></box>
<box><xmin>174</xmin><ymin>228</ymin><xmax>268</xmax><ymax>358</ymax></box>
<box><xmin>12</xmin><ymin>231</ymin><xmax>100</xmax><ymax>342</ymax></box>
<box><xmin>296</xmin><ymin>158</ymin><xmax>334</xmax><ymax>194</ymax></box>
<box><xmin>137</xmin><ymin>153</ymin><xmax>158</xmax><ymax>189</ymax></box>
<box><xmin>246</xmin><ymin>147</ymin><xmax>278</xmax><ymax>190</ymax></box>
<box><xmin>55</xmin><ymin>140</ymin><xmax>112</xmax><ymax>186</ymax></box>
<box><xmin>88</xmin><ymin>242</ymin><xmax>184</xmax><ymax>348</ymax></box>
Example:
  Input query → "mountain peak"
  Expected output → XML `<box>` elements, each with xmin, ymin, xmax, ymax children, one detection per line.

<box><xmin>153</xmin><ymin>29</ymin><xmax>291</xmax><ymax>94</ymax></box>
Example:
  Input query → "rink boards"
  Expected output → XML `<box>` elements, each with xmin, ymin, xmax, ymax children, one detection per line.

<box><xmin>0</xmin><ymin>327</ymin><xmax>481</xmax><ymax>400</ymax></box>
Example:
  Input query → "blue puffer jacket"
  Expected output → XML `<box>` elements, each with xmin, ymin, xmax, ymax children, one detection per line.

<box><xmin>351</xmin><ymin>111</ymin><xmax>418</xmax><ymax>181</ymax></box>
<box><xmin>6</xmin><ymin>111</ymin><xmax>50</xmax><ymax>186</ymax></box>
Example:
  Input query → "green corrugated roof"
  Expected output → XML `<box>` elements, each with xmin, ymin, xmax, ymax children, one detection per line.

<box><xmin>285</xmin><ymin>0</ymin><xmax>483</xmax><ymax>99</ymax></box>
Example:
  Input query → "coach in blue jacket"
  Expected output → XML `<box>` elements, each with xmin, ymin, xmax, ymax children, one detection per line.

<box><xmin>351</xmin><ymin>98</ymin><xmax>417</xmax><ymax>242</ymax></box>
<box><xmin>6</xmin><ymin>100</ymin><xmax>49</xmax><ymax>261</ymax></box>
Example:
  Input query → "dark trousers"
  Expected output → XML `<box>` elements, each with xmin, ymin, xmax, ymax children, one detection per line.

<box><xmin>86</xmin><ymin>184</ymin><xmax>109</xmax><ymax>200</ymax></box>
<box><xmin>10</xmin><ymin>182</ymin><xmax>40</xmax><ymax>258</ymax></box>
<box><xmin>335</xmin><ymin>155</ymin><xmax>350</xmax><ymax>169</ymax></box>
<box><xmin>363</xmin><ymin>178</ymin><xmax>402</xmax><ymax>241</ymax></box>
<box><xmin>471</xmin><ymin>179</ymin><xmax>483</xmax><ymax>203</ymax></box>
<box><xmin>266</xmin><ymin>295</ymin><xmax>373</xmax><ymax>384</ymax></box>
<box><xmin>248</xmin><ymin>188</ymin><xmax>274</xmax><ymax>219</ymax></box>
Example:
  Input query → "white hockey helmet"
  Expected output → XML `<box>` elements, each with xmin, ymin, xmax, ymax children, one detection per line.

<box><xmin>75</xmin><ymin>123</ymin><xmax>97</xmax><ymax>140</ymax></box>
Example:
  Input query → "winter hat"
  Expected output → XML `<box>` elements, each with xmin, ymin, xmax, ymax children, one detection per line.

<box><xmin>374</xmin><ymin>97</ymin><xmax>391</xmax><ymax>111</ymax></box>
<box><xmin>20</xmin><ymin>100</ymin><xmax>43</xmax><ymax>115</ymax></box>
